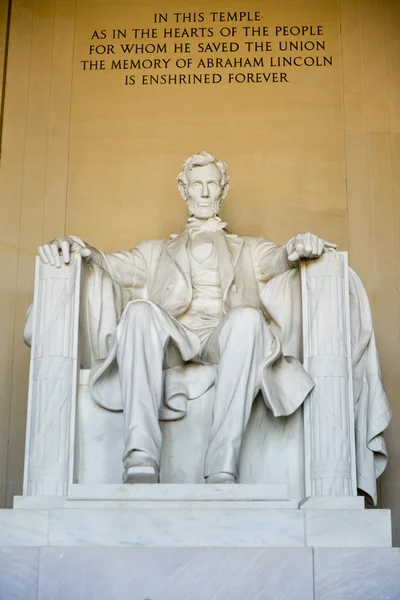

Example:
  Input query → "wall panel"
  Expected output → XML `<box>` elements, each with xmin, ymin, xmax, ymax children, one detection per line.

<box><xmin>361</xmin><ymin>0</ymin><xmax>389</xmax><ymax>133</ymax></box>
<box><xmin>5</xmin><ymin>0</ymin><xmax>76</xmax><ymax>505</ymax></box>
<box><xmin>0</xmin><ymin>0</ymin><xmax>75</xmax><ymax>505</ymax></box>
<box><xmin>341</xmin><ymin>0</ymin><xmax>400</xmax><ymax>543</ymax></box>
<box><xmin>0</xmin><ymin>0</ymin><xmax>34</xmax><ymax>507</ymax></box>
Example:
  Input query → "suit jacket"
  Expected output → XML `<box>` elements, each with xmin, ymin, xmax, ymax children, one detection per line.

<box><xmin>87</xmin><ymin>229</ymin><xmax>294</xmax><ymax>315</ymax></box>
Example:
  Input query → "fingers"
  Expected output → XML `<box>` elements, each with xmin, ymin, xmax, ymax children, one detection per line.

<box><xmin>51</xmin><ymin>243</ymin><xmax>61</xmax><ymax>268</ymax></box>
<box><xmin>324</xmin><ymin>240</ymin><xmax>337</xmax><ymax>251</ymax></box>
<box><xmin>79</xmin><ymin>247</ymin><xmax>92</xmax><ymax>258</ymax></box>
<box><xmin>38</xmin><ymin>246</ymin><xmax>48</xmax><ymax>264</ymax></box>
<box><xmin>286</xmin><ymin>236</ymin><xmax>299</xmax><ymax>262</ymax></box>
<box><xmin>303</xmin><ymin>233</ymin><xmax>313</xmax><ymax>258</ymax></box>
<box><xmin>289</xmin><ymin>233</ymin><xmax>336</xmax><ymax>261</ymax></box>
<box><xmin>294</xmin><ymin>234</ymin><xmax>305</xmax><ymax>258</ymax></box>
<box><xmin>61</xmin><ymin>240</ymin><xmax>70</xmax><ymax>264</ymax></box>
<box><xmin>43</xmin><ymin>244</ymin><xmax>55</xmax><ymax>266</ymax></box>
<box><xmin>287</xmin><ymin>250</ymin><xmax>300</xmax><ymax>262</ymax></box>
<box><xmin>38</xmin><ymin>238</ymin><xmax>72</xmax><ymax>267</ymax></box>
<box><xmin>311</xmin><ymin>235</ymin><xmax>320</xmax><ymax>256</ymax></box>
<box><xmin>303</xmin><ymin>233</ymin><xmax>323</xmax><ymax>258</ymax></box>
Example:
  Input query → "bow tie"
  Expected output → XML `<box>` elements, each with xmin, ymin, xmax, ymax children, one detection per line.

<box><xmin>185</xmin><ymin>217</ymin><xmax>227</xmax><ymax>238</ymax></box>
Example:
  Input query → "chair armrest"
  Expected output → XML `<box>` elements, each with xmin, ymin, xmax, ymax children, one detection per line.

<box><xmin>23</xmin><ymin>254</ymin><xmax>82</xmax><ymax>496</ymax></box>
<box><xmin>301</xmin><ymin>251</ymin><xmax>357</xmax><ymax>498</ymax></box>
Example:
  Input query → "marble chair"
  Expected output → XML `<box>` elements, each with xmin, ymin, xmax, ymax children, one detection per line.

<box><xmin>22</xmin><ymin>250</ymin><xmax>366</xmax><ymax>505</ymax></box>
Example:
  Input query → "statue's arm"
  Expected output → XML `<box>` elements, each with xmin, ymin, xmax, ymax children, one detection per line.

<box><xmin>37</xmin><ymin>235</ymin><xmax>147</xmax><ymax>289</ymax></box>
<box><xmin>253</xmin><ymin>238</ymin><xmax>295</xmax><ymax>283</ymax></box>
<box><xmin>83</xmin><ymin>242</ymin><xmax>147</xmax><ymax>290</ymax></box>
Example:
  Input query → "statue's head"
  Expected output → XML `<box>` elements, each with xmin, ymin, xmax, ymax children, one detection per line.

<box><xmin>177</xmin><ymin>151</ymin><xmax>230</xmax><ymax>219</ymax></box>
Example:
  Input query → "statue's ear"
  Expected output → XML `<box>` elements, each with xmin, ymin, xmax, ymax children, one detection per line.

<box><xmin>178</xmin><ymin>181</ymin><xmax>188</xmax><ymax>201</ymax></box>
<box><xmin>221</xmin><ymin>181</ymin><xmax>230</xmax><ymax>201</ymax></box>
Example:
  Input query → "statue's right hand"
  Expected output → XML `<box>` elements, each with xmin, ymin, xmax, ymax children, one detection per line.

<box><xmin>38</xmin><ymin>236</ymin><xmax>92</xmax><ymax>267</ymax></box>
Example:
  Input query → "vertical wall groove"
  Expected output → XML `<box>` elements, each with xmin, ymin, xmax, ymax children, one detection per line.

<box><xmin>0</xmin><ymin>0</ymin><xmax>12</xmax><ymax>154</ymax></box>
<box><xmin>0</xmin><ymin>0</ymin><xmax>35</xmax><ymax>508</ymax></box>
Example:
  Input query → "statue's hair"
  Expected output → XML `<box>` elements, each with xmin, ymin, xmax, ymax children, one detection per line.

<box><xmin>177</xmin><ymin>151</ymin><xmax>230</xmax><ymax>191</ymax></box>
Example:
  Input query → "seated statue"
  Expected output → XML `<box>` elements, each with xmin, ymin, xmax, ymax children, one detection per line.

<box><xmin>31</xmin><ymin>151</ymin><xmax>390</xmax><ymax>499</ymax></box>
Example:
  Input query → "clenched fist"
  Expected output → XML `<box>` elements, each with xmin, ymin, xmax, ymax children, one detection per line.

<box><xmin>286</xmin><ymin>232</ymin><xmax>336</xmax><ymax>262</ymax></box>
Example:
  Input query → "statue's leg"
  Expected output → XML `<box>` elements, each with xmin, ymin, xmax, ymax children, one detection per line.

<box><xmin>201</xmin><ymin>307</ymin><xmax>276</xmax><ymax>482</ymax></box>
<box><xmin>115</xmin><ymin>300</ymin><xmax>198</xmax><ymax>483</ymax></box>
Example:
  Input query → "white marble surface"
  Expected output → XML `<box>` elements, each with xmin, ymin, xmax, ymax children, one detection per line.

<box><xmin>77</xmin><ymin>373</ymin><xmax>124</xmax><ymax>484</ymax></box>
<box><xmin>305</xmin><ymin>509</ymin><xmax>392</xmax><ymax>547</ymax></box>
<box><xmin>14</xmin><ymin>496</ymin><xmax>300</xmax><ymax>510</ymax></box>
<box><xmin>0</xmin><ymin>548</ymin><xmax>39</xmax><ymax>600</ymax></box>
<box><xmin>48</xmin><ymin>508</ymin><xmax>305</xmax><ymax>547</ymax></box>
<box><xmin>14</xmin><ymin>496</ymin><xmax>67</xmax><ymax>509</ymax></box>
<box><xmin>300</xmin><ymin>496</ymin><xmax>365</xmax><ymax>509</ymax></box>
<box><xmin>38</xmin><ymin>547</ymin><xmax>314</xmax><ymax>600</ymax></box>
<box><xmin>0</xmin><ymin>509</ymin><xmax>49</xmax><ymax>546</ymax></box>
<box><xmin>68</xmin><ymin>483</ymin><xmax>288</xmax><ymax>501</ymax></box>
<box><xmin>1</xmin><ymin>546</ymin><xmax>399</xmax><ymax>599</ymax></box>
<box><xmin>314</xmin><ymin>547</ymin><xmax>400</xmax><ymax>599</ymax></box>
<box><xmin>0</xmin><ymin>507</ymin><xmax>392</xmax><ymax>548</ymax></box>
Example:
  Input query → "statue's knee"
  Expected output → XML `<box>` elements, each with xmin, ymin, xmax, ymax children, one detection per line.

<box><xmin>122</xmin><ymin>301</ymin><xmax>157</xmax><ymax>324</ymax></box>
<box><xmin>228</xmin><ymin>306</ymin><xmax>265</xmax><ymax>331</ymax></box>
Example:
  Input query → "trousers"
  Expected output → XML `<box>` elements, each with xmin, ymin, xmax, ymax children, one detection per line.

<box><xmin>115</xmin><ymin>300</ymin><xmax>277</xmax><ymax>477</ymax></box>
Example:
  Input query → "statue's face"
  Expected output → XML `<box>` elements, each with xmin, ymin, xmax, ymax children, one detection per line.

<box><xmin>185</xmin><ymin>164</ymin><xmax>223</xmax><ymax>219</ymax></box>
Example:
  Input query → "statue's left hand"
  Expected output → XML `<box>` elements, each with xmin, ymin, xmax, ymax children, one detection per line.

<box><xmin>286</xmin><ymin>233</ymin><xmax>336</xmax><ymax>262</ymax></box>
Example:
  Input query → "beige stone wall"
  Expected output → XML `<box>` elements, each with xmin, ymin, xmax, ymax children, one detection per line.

<box><xmin>0</xmin><ymin>0</ymin><xmax>399</xmax><ymax>543</ymax></box>
<box><xmin>341</xmin><ymin>0</ymin><xmax>400</xmax><ymax>542</ymax></box>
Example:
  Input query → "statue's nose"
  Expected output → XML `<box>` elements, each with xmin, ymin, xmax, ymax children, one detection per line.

<box><xmin>201</xmin><ymin>184</ymin><xmax>210</xmax><ymax>197</ymax></box>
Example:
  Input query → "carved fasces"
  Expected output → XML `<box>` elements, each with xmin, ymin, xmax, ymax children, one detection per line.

<box><xmin>302</xmin><ymin>251</ymin><xmax>357</xmax><ymax>497</ymax></box>
<box><xmin>23</xmin><ymin>255</ymin><xmax>81</xmax><ymax>496</ymax></box>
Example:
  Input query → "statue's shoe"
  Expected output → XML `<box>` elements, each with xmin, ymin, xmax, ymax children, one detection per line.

<box><xmin>123</xmin><ymin>451</ymin><xmax>159</xmax><ymax>484</ymax></box>
<box><xmin>205</xmin><ymin>472</ymin><xmax>236</xmax><ymax>484</ymax></box>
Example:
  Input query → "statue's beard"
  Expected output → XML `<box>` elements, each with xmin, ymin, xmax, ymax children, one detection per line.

<box><xmin>187</xmin><ymin>198</ymin><xmax>221</xmax><ymax>219</ymax></box>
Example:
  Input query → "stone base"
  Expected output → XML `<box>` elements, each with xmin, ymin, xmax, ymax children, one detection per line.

<box><xmin>1</xmin><ymin>546</ymin><xmax>399</xmax><ymax>600</ymax></box>
<box><xmin>14</xmin><ymin>483</ymin><xmax>295</xmax><ymax>511</ymax></box>
<box><xmin>0</xmin><ymin>505</ymin><xmax>392</xmax><ymax>548</ymax></box>
<box><xmin>0</xmin><ymin>488</ymin><xmax>396</xmax><ymax>599</ymax></box>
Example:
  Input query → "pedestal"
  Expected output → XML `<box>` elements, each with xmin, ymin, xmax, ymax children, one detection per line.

<box><xmin>4</xmin><ymin>484</ymin><xmax>392</xmax><ymax>548</ymax></box>
<box><xmin>0</xmin><ymin>487</ymin><xmax>397</xmax><ymax>599</ymax></box>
